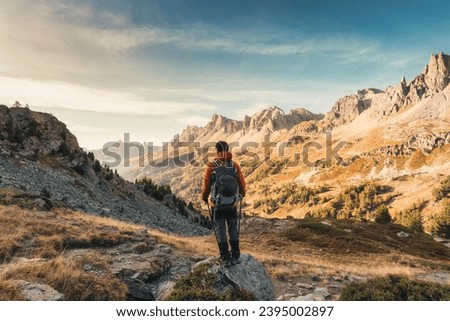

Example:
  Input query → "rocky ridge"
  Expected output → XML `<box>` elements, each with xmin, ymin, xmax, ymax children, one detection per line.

<box><xmin>323</xmin><ymin>52</ymin><xmax>450</xmax><ymax>128</ymax></box>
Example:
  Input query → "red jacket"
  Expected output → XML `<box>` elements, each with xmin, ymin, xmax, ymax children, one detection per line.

<box><xmin>202</xmin><ymin>151</ymin><xmax>246</xmax><ymax>201</ymax></box>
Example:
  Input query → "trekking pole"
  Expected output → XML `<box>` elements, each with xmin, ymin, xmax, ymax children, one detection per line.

<box><xmin>237</xmin><ymin>194</ymin><xmax>243</xmax><ymax>237</ymax></box>
<box><xmin>206</xmin><ymin>201</ymin><xmax>220</xmax><ymax>246</ymax></box>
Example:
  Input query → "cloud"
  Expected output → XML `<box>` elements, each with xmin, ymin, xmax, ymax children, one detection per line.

<box><xmin>0</xmin><ymin>76</ymin><xmax>217</xmax><ymax>116</ymax></box>
<box><xmin>0</xmin><ymin>0</ymin><xmax>398</xmax><ymax>64</ymax></box>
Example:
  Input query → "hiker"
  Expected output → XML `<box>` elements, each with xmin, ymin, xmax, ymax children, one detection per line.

<box><xmin>202</xmin><ymin>141</ymin><xmax>246</xmax><ymax>266</ymax></box>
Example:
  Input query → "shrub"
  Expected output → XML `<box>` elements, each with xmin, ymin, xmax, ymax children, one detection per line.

<box><xmin>437</xmin><ymin>222</ymin><xmax>450</xmax><ymax>238</ymax></box>
<box><xmin>432</xmin><ymin>176</ymin><xmax>450</xmax><ymax>201</ymax></box>
<box><xmin>334</xmin><ymin>183</ymin><xmax>392</xmax><ymax>220</ymax></box>
<box><xmin>396</xmin><ymin>204</ymin><xmax>423</xmax><ymax>232</ymax></box>
<box><xmin>72</xmin><ymin>164</ymin><xmax>84</xmax><ymax>176</ymax></box>
<box><xmin>253</xmin><ymin>200</ymin><xmax>263</xmax><ymax>209</ymax></box>
<box><xmin>40</xmin><ymin>187</ymin><xmax>51</xmax><ymax>199</ymax></box>
<box><xmin>340</xmin><ymin>275</ymin><xmax>450</xmax><ymax>301</ymax></box>
<box><xmin>374</xmin><ymin>205</ymin><xmax>392</xmax><ymax>224</ymax></box>
<box><xmin>57</xmin><ymin>142</ymin><xmax>70</xmax><ymax>157</ymax></box>
<box><xmin>309</xmin><ymin>206</ymin><xmax>337</xmax><ymax>219</ymax></box>
<box><xmin>138</xmin><ymin>177</ymin><xmax>172</xmax><ymax>201</ymax></box>
<box><xmin>435</xmin><ymin>202</ymin><xmax>450</xmax><ymax>238</ymax></box>
<box><xmin>93</xmin><ymin>160</ymin><xmax>102</xmax><ymax>173</ymax></box>
<box><xmin>87</xmin><ymin>152</ymin><xmax>95</xmax><ymax>161</ymax></box>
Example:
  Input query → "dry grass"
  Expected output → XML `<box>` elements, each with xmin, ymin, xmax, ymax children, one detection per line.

<box><xmin>0</xmin><ymin>278</ymin><xmax>24</xmax><ymax>300</ymax></box>
<box><xmin>283</xmin><ymin>218</ymin><xmax>449</xmax><ymax>258</ymax></box>
<box><xmin>263</xmin><ymin>255</ymin><xmax>420</xmax><ymax>280</ymax></box>
<box><xmin>0</xmin><ymin>205</ymin><xmax>139</xmax><ymax>263</ymax></box>
<box><xmin>408</xmin><ymin>150</ymin><xmax>428</xmax><ymax>170</ymax></box>
<box><xmin>0</xmin><ymin>197</ymin><xmax>146</xmax><ymax>300</ymax></box>
<box><xmin>149</xmin><ymin>217</ymin><xmax>450</xmax><ymax>283</ymax></box>
<box><xmin>0</xmin><ymin>253</ymin><xmax>127</xmax><ymax>300</ymax></box>
<box><xmin>149</xmin><ymin>229</ymin><xmax>216</xmax><ymax>257</ymax></box>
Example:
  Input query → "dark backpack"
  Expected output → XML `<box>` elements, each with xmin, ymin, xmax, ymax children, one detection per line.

<box><xmin>212</xmin><ymin>160</ymin><xmax>239</xmax><ymax>210</ymax></box>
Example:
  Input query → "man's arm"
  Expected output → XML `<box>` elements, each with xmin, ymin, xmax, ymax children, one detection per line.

<box><xmin>201</xmin><ymin>162</ymin><xmax>214</xmax><ymax>202</ymax></box>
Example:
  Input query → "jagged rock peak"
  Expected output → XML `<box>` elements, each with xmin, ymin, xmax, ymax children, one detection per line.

<box><xmin>245</xmin><ymin>106</ymin><xmax>291</xmax><ymax>132</ymax></box>
<box><xmin>206</xmin><ymin>113</ymin><xmax>243</xmax><ymax>134</ymax></box>
<box><xmin>252</xmin><ymin>106</ymin><xmax>285</xmax><ymax>119</ymax></box>
<box><xmin>290</xmin><ymin>107</ymin><xmax>312</xmax><ymax>115</ymax></box>
<box><xmin>423</xmin><ymin>52</ymin><xmax>450</xmax><ymax>93</ymax></box>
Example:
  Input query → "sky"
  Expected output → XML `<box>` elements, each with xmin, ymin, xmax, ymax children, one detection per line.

<box><xmin>1</xmin><ymin>0</ymin><xmax>449</xmax><ymax>149</ymax></box>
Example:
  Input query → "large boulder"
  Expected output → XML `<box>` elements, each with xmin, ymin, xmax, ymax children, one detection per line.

<box><xmin>212</xmin><ymin>254</ymin><xmax>276</xmax><ymax>301</ymax></box>
<box><xmin>168</xmin><ymin>254</ymin><xmax>275</xmax><ymax>301</ymax></box>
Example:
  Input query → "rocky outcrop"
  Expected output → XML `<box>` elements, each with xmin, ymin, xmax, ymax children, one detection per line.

<box><xmin>360</xmin><ymin>131</ymin><xmax>450</xmax><ymax>157</ymax></box>
<box><xmin>323</xmin><ymin>91</ymin><xmax>373</xmax><ymax>127</ymax></box>
<box><xmin>423</xmin><ymin>52</ymin><xmax>450</xmax><ymax>93</ymax></box>
<box><xmin>0</xmin><ymin>105</ymin><xmax>82</xmax><ymax>159</ymax></box>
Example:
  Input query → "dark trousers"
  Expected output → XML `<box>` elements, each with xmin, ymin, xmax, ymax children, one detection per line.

<box><xmin>213</xmin><ymin>207</ymin><xmax>240</xmax><ymax>259</ymax></box>
<box><xmin>215</xmin><ymin>217</ymin><xmax>238</xmax><ymax>243</ymax></box>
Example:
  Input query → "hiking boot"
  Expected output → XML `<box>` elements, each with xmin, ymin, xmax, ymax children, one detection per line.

<box><xmin>231</xmin><ymin>256</ymin><xmax>241</xmax><ymax>265</ymax></box>
<box><xmin>218</xmin><ymin>242</ymin><xmax>231</xmax><ymax>267</ymax></box>
<box><xmin>221</xmin><ymin>257</ymin><xmax>232</xmax><ymax>267</ymax></box>
<box><xmin>229</xmin><ymin>240</ymin><xmax>240</xmax><ymax>264</ymax></box>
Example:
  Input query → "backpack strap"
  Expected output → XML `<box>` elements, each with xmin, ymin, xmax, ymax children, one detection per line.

<box><xmin>212</xmin><ymin>159</ymin><xmax>233</xmax><ymax>168</ymax></box>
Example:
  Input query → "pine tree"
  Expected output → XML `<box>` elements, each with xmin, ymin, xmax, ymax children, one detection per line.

<box><xmin>375</xmin><ymin>205</ymin><xmax>392</xmax><ymax>224</ymax></box>
<box><xmin>93</xmin><ymin>160</ymin><xmax>102</xmax><ymax>173</ymax></box>
<box><xmin>87</xmin><ymin>152</ymin><xmax>95</xmax><ymax>161</ymax></box>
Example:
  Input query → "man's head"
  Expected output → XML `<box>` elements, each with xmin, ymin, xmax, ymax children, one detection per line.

<box><xmin>215</xmin><ymin>141</ymin><xmax>229</xmax><ymax>153</ymax></box>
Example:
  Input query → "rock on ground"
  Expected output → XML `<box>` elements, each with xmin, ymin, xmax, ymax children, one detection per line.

<box><xmin>16</xmin><ymin>280</ymin><xmax>64</xmax><ymax>301</ymax></box>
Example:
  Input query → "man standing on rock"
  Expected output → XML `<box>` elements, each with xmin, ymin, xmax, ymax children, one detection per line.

<box><xmin>202</xmin><ymin>141</ymin><xmax>246</xmax><ymax>267</ymax></box>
